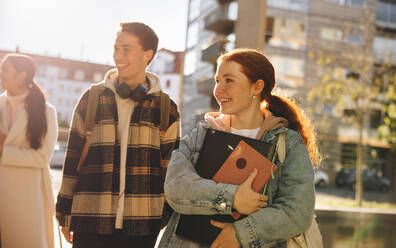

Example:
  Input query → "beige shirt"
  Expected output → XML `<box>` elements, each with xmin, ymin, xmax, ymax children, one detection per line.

<box><xmin>103</xmin><ymin>69</ymin><xmax>160</xmax><ymax>230</ymax></box>
<box><xmin>114</xmin><ymin>91</ymin><xmax>136</xmax><ymax>229</ymax></box>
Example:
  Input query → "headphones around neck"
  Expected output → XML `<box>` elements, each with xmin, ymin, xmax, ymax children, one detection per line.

<box><xmin>115</xmin><ymin>77</ymin><xmax>151</xmax><ymax>102</ymax></box>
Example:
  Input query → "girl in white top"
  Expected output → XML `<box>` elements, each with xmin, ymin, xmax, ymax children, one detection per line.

<box><xmin>0</xmin><ymin>53</ymin><xmax>58</xmax><ymax>248</ymax></box>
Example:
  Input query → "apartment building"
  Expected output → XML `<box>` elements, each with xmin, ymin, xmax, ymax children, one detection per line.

<box><xmin>182</xmin><ymin>0</ymin><xmax>396</xmax><ymax>179</ymax></box>
<box><xmin>149</xmin><ymin>48</ymin><xmax>184</xmax><ymax>105</ymax></box>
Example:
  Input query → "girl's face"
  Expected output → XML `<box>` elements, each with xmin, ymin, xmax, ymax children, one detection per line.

<box><xmin>214</xmin><ymin>60</ymin><xmax>262</xmax><ymax>117</ymax></box>
<box><xmin>0</xmin><ymin>60</ymin><xmax>28</xmax><ymax>95</ymax></box>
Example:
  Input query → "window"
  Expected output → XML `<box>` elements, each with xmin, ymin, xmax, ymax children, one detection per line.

<box><xmin>265</xmin><ymin>17</ymin><xmax>306</xmax><ymax>50</ymax></box>
<box><xmin>187</xmin><ymin>21</ymin><xmax>199</xmax><ymax>49</ymax></box>
<box><xmin>349</xmin><ymin>0</ymin><xmax>365</xmax><ymax>7</ymax></box>
<box><xmin>37</xmin><ymin>65</ymin><xmax>59</xmax><ymax>79</ymax></box>
<box><xmin>269</xmin><ymin>56</ymin><xmax>305</xmax><ymax>88</ymax></box>
<box><xmin>267</xmin><ymin>0</ymin><xmax>309</xmax><ymax>13</ymax></box>
<box><xmin>341</xmin><ymin>143</ymin><xmax>357</xmax><ymax>167</ymax></box>
<box><xmin>392</xmin><ymin>3</ymin><xmax>396</xmax><ymax>23</ymax></box>
<box><xmin>74</xmin><ymin>70</ymin><xmax>85</xmax><ymax>81</ymax></box>
<box><xmin>228</xmin><ymin>2</ymin><xmax>238</xmax><ymax>20</ymax></box>
<box><xmin>373</xmin><ymin>36</ymin><xmax>396</xmax><ymax>62</ymax></box>
<box><xmin>47</xmin><ymin>89</ymin><xmax>53</xmax><ymax>97</ymax></box>
<box><xmin>59</xmin><ymin>68</ymin><xmax>68</xmax><ymax>79</ymax></box>
<box><xmin>165</xmin><ymin>62</ymin><xmax>175</xmax><ymax>73</ymax></box>
<box><xmin>347</xmin><ymin>34</ymin><xmax>364</xmax><ymax>45</ymax></box>
<box><xmin>325</xmin><ymin>0</ymin><xmax>365</xmax><ymax>8</ymax></box>
<box><xmin>225</xmin><ymin>33</ymin><xmax>235</xmax><ymax>52</ymax></box>
<box><xmin>320</xmin><ymin>28</ymin><xmax>343</xmax><ymax>41</ymax></box>
<box><xmin>370</xmin><ymin>109</ymin><xmax>382</xmax><ymax>129</ymax></box>
<box><xmin>189</xmin><ymin>0</ymin><xmax>200</xmax><ymax>21</ymax></box>
<box><xmin>343</xmin><ymin>109</ymin><xmax>357</xmax><ymax>117</ymax></box>
<box><xmin>377</xmin><ymin>1</ymin><xmax>396</xmax><ymax>25</ymax></box>
<box><xmin>93</xmin><ymin>72</ymin><xmax>103</xmax><ymax>82</ymax></box>
<box><xmin>184</xmin><ymin>50</ymin><xmax>196</xmax><ymax>75</ymax></box>
<box><xmin>74</xmin><ymin>87</ymin><xmax>82</xmax><ymax>94</ymax></box>
<box><xmin>377</xmin><ymin>2</ymin><xmax>388</xmax><ymax>22</ymax></box>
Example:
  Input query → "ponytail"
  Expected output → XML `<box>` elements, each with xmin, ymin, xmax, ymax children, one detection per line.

<box><xmin>25</xmin><ymin>82</ymin><xmax>47</xmax><ymax>149</ymax></box>
<box><xmin>263</xmin><ymin>94</ymin><xmax>321</xmax><ymax>167</ymax></box>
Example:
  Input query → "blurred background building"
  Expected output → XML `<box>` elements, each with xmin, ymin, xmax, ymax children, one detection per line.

<box><xmin>181</xmin><ymin>0</ymin><xmax>396</xmax><ymax>185</ymax></box>
<box><xmin>148</xmin><ymin>48</ymin><xmax>184</xmax><ymax>105</ymax></box>
<box><xmin>0</xmin><ymin>48</ymin><xmax>183</xmax><ymax>145</ymax></box>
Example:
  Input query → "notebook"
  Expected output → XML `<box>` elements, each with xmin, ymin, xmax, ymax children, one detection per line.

<box><xmin>175</xmin><ymin>128</ymin><xmax>277</xmax><ymax>245</ymax></box>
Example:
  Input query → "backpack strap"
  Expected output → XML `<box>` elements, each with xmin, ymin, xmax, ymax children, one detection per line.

<box><xmin>275</xmin><ymin>132</ymin><xmax>286</xmax><ymax>181</ymax></box>
<box><xmin>159</xmin><ymin>92</ymin><xmax>171</xmax><ymax>138</ymax></box>
<box><xmin>277</xmin><ymin>132</ymin><xmax>286</xmax><ymax>164</ymax></box>
<box><xmin>76</xmin><ymin>83</ymin><xmax>104</xmax><ymax>172</ymax></box>
<box><xmin>263</xmin><ymin>132</ymin><xmax>286</xmax><ymax>193</ymax></box>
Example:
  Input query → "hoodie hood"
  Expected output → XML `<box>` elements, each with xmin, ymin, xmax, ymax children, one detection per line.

<box><xmin>204</xmin><ymin>109</ymin><xmax>288</xmax><ymax>139</ymax></box>
<box><xmin>101</xmin><ymin>68</ymin><xmax>162</xmax><ymax>94</ymax></box>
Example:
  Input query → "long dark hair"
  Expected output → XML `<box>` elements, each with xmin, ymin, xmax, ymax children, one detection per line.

<box><xmin>218</xmin><ymin>48</ymin><xmax>321</xmax><ymax>166</ymax></box>
<box><xmin>2</xmin><ymin>54</ymin><xmax>47</xmax><ymax>149</ymax></box>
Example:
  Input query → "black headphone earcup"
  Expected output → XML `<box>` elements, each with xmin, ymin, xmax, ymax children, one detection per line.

<box><xmin>116</xmin><ymin>83</ymin><xmax>133</xmax><ymax>99</ymax></box>
<box><xmin>130</xmin><ymin>84</ymin><xmax>148</xmax><ymax>102</ymax></box>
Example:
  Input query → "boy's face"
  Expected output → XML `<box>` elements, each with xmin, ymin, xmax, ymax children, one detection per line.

<box><xmin>113</xmin><ymin>31</ymin><xmax>153</xmax><ymax>82</ymax></box>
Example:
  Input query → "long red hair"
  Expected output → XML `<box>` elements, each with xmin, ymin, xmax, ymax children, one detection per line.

<box><xmin>218</xmin><ymin>48</ymin><xmax>321</xmax><ymax>167</ymax></box>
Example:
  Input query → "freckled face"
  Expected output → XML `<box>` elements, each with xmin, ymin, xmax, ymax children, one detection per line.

<box><xmin>214</xmin><ymin>61</ymin><xmax>259</xmax><ymax>116</ymax></box>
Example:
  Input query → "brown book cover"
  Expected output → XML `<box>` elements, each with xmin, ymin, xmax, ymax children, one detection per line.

<box><xmin>176</xmin><ymin>128</ymin><xmax>277</xmax><ymax>245</ymax></box>
<box><xmin>212</xmin><ymin>140</ymin><xmax>278</xmax><ymax>219</ymax></box>
<box><xmin>212</xmin><ymin>140</ymin><xmax>278</xmax><ymax>192</ymax></box>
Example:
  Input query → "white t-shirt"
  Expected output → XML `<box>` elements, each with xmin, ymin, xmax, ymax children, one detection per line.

<box><xmin>230</xmin><ymin>127</ymin><xmax>261</xmax><ymax>139</ymax></box>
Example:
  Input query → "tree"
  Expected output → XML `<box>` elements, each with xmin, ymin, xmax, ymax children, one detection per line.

<box><xmin>306</xmin><ymin>13</ymin><xmax>388</xmax><ymax>205</ymax></box>
<box><xmin>378</xmin><ymin>70</ymin><xmax>396</xmax><ymax>186</ymax></box>
<box><xmin>378</xmin><ymin>71</ymin><xmax>396</xmax><ymax>145</ymax></box>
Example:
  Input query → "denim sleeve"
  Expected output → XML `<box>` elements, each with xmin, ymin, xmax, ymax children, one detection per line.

<box><xmin>164</xmin><ymin>126</ymin><xmax>238</xmax><ymax>215</ymax></box>
<box><xmin>233</xmin><ymin>130</ymin><xmax>315</xmax><ymax>248</ymax></box>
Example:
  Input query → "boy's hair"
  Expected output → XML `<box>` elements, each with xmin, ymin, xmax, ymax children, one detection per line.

<box><xmin>119</xmin><ymin>22</ymin><xmax>158</xmax><ymax>64</ymax></box>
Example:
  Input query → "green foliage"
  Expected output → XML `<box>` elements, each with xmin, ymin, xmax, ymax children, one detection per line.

<box><xmin>378</xmin><ymin>75</ymin><xmax>396</xmax><ymax>147</ymax></box>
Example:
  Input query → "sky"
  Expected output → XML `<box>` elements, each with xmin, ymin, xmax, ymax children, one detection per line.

<box><xmin>0</xmin><ymin>0</ymin><xmax>188</xmax><ymax>65</ymax></box>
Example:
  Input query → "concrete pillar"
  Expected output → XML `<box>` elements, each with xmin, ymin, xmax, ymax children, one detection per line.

<box><xmin>234</xmin><ymin>0</ymin><xmax>267</xmax><ymax>51</ymax></box>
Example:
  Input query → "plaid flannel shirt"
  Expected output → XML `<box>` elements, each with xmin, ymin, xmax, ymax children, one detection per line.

<box><xmin>56</xmin><ymin>84</ymin><xmax>180</xmax><ymax>236</ymax></box>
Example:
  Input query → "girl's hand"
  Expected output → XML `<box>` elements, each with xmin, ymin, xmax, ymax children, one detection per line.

<box><xmin>61</xmin><ymin>226</ymin><xmax>73</xmax><ymax>244</ymax></box>
<box><xmin>232</xmin><ymin>169</ymin><xmax>268</xmax><ymax>215</ymax></box>
<box><xmin>210</xmin><ymin>220</ymin><xmax>240</xmax><ymax>248</ymax></box>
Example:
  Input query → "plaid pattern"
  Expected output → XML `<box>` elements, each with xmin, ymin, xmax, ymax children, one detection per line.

<box><xmin>56</xmin><ymin>86</ymin><xmax>180</xmax><ymax>236</ymax></box>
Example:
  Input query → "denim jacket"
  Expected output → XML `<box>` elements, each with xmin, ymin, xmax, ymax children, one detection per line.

<box><xmin>159</xmin><ymin>123</ymin><xmax>315</xmax><ymax>248</ymax></box>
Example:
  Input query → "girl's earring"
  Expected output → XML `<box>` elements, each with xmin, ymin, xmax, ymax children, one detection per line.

<box><xmin>252</xmin><ymin>95</ymin><xmax>257</xmax><ymax>100</ymax></box>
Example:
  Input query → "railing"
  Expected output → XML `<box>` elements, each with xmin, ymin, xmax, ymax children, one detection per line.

<box><xmin>267</xmin><ymin>0</ymin><xmax>309</xmax><ymax>13</ymax></box>
<box><xmin>204</xmin><ymin>5</ymin><xmax>236</xmax><ymax>35</ymax></box>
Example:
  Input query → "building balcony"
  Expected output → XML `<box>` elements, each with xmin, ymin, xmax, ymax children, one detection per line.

<box><xmin>197</xmin><ymin>77</ymin><xmax>215</xmax><ymax>95</ymax></box>
<box><xmin>267</xmin><ymin>0</ymin><xmax>309</xmax><ymax>13</ymax></box>
<box><xmin>201</xmin><ymin>40</ymin><xmax>227</xmax><ymax>64</ymax></box>
<box><xmin>204</xmin><ymin>5</ymin><xmax>236</xmax><ymax>35</ymax></box>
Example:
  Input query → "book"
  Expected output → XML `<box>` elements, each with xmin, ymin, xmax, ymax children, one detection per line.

<box><xmin>175</xmin><ymin>128</ymin><xmax>277</xmax><ymax>245</ymax></box>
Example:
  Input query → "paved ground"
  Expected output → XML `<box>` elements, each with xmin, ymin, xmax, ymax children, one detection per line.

<box><xmin>315</xmin><ymin>185</ymin><xmax>396</xmax><ymax>204</ymax></box>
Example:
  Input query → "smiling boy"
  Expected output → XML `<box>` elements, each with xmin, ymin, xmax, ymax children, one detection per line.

<box><xmin>56</xmin><ymin>22</ymin><xmax>180</xmax><ymax>248</ymax></box>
